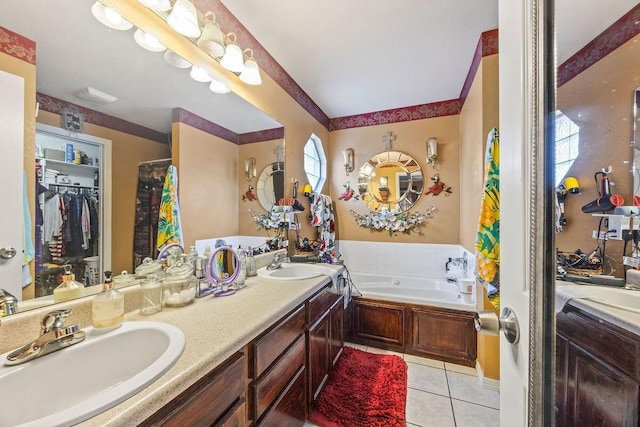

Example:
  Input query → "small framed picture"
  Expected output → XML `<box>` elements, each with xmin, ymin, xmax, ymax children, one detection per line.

<box><xmin>61</xmin><ymin>107</ymin><xmax>84</xmax><ymax>133</ymax></box>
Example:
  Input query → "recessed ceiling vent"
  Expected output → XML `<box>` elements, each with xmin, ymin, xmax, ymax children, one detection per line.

<box><xmin>73</xmin><ymin>87</ymin><xmax>118</xmax><ymax>104</ymax></box>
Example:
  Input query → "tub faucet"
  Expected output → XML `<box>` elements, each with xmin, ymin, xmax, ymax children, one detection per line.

<box><xmin>267</xmin><ymin>252</ymin><xmax>290</xmax><ymax>271</ymax></box>
<box><xmin>4</xmin><ymin>309</ymin><xmax>86</xmax><ymax>366</ymax></box>
<box><xmin>445</xmin><ymin>254</ymin><xmax>469</xmax><ymax>282</ymax></box>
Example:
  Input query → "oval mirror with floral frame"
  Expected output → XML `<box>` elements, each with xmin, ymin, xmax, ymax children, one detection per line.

<box><xmin>357</xmin><ymin>151</ymin><xmax>424</xmax><ymax>212</ymax></box>
<box><xmin>256</xmin><ymin>161</ymin><xmax>285</xmax><ymax>211</ymax></box>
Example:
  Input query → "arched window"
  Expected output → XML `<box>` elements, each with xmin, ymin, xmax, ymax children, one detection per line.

<box><xmin>303</xmin><ymin>134</ymin><xmax>326</xmax><ymax>192</ymax></box>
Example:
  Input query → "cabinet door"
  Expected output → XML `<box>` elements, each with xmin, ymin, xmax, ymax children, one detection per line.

<box><xmin>410</xmin><ymin>307</ymin><xmax>476</xmax><ymax>364</ymax></box>
<box><xmin>352</xmin><ymin>299</ymin><xmax>405</xmax><ymax>349</ymax></box>
<box><xmin>567</xmin><ymin>343</ymin><xmax>639</xmax><ymax>427</ymax></box>
<box><xmin>329</xmin><ymin>299</ymin><xmax>344</xmax><ymax>366</ymax></box>
<box><xmin>555</xmin><ymin>333</ymin><xmax>569</xmax><ymax>426</ymax></box>
<box><xmin>308</xmin><ymin>312</ymin><xmax>329</xmax><ymax>403</ymax></box>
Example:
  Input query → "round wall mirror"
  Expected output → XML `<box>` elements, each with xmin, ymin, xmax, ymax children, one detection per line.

<box><xmin>357</xmin><ymin>150</ymin><xmax>423</xmax><ymax>213</ymax></box>
<box><xmin>256</xmin><ymin>161</ymin><xmax>285</xmax><ymax>211</ymax></box>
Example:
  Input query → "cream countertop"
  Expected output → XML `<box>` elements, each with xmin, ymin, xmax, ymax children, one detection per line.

<box><xmin>0</xmin><ymin>272</ymin><xmax>332</xmax><ymax>426</ymax></box>
<box><xmin>556</xmin><ymin>281</ymin><xmax>640</xmax><ymax>336</ymax></box>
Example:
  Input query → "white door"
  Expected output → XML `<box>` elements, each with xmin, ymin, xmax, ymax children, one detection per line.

<box><xmin>0</xmin><ymin>70</ymin><xmax>25</xmax><ymax>299</ymax></box>
<box><xmin>498</xmin><ymin>0</ymin><xmax>552</xmax><ymax>425</ymax></box>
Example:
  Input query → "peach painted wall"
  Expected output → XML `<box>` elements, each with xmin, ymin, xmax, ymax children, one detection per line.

<box><xmin>172</xmin><ymin>122</ymin><xmax>239</xmax><ymax>249</ymax></box>
<box><xmin>36</xmin><ymin>110</ymin><xmax>171</xmax><ymax>274</ymax></box>
<box><xmin>459</xmin><ymin>54</ymin><xmax>499</xmax><ymax>252</ymax></box>
<box><xmin>238</xmin><ymin>139</ymin><xmax>284</xmax><ymax>237</ymax></box>
<box><xmin>329</xmin><ymin>116</ymin><xmax>461</xmax><ymax>243</ymax></box>
<box><xmin>0</xmin><ymin>50</ymin><xmax>36</xmax><ymax>299</ymax></box>
<box><xmin>556</xmin><ymin>36</ymin><xmax>640</xmax><ymax>277</ymax></box>
<box><xmin>459</xmin><ymin>54</ymin><xmax>500</xmax><ymax>381</ymax></box>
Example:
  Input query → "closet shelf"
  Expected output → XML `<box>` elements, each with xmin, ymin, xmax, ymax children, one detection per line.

<box><xmin>36</xmin><ymin>157</ymin><xmax>98</xmax><ymax>171</ymax></box>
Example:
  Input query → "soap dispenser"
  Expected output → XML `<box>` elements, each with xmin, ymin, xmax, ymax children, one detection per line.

<box><xmin>92</xmin><ymin>271</ymin><xmax>124</xmax><ymax>328</ymax></box>
<box><xmin>53</xmin><ymin>265</ymin><xmax>85</xmax><ymax>303</ymax></box>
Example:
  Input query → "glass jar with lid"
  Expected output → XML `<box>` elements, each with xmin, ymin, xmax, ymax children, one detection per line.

<box><xmin>163</xmin><ymin>261</ymin><xmax>196</xmax><ymax>306</ymax></box>
<box><xmin>135</xmin><ymin>257</ymin><xmax>165</xmax><ymax>279</ymax></box>
<box><xmin>112</xmin><ymin>270</ymin><xmax>136</xmax><ymax>289</ymax></box>
<box><xmin>140</xmin><ymin>274</ymin><xmax>163</xmax><ymax>315</ymax></box>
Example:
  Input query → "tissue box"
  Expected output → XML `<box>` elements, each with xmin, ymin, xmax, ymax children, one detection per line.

<box><xmin>65</xmin><ymin>143</ymin><xmax>74</xmax><ymax>162</ymax></box>
<box><xmin>43</xmin><ymin>148</ymin><xmax>65</xmax><ymax>161</ymax></box>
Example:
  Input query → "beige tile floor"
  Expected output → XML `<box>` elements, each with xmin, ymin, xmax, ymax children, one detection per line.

<box><xmin>304</xmin><ymin>342</ymin><xmax>500</xmax><ymax>427</ymax></box>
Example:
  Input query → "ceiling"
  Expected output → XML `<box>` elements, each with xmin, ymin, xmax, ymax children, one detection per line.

<box><xmin>0</xmin><ymin>1</ymin><xmax>637</xmax><ymax>134</ymax></box>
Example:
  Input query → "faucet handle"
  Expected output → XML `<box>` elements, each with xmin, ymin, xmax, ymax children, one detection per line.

<box><xmin>41</xmin><ymin>309</ymin><xmax>72</xmax><ymax>334</ymax></box>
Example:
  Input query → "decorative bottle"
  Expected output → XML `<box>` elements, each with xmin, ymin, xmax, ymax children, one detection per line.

<box><xmin>246</xmin><ymin>246</ymin><xmax>257</xmax><ymax>277</ymax></box>
<box><xmin>53</xmin><ymin>265</ymin><xmax>85</xmax><ymax>303</ymax></box>
<box><xmin>234</xmin><ymin>248</ymin><xmax>247</xmax><ymax>288</ymax></box>
<box><xmin>91</xmin><ymin>271</ymin><xmax>124</xmax><ymax>328</ymax></box>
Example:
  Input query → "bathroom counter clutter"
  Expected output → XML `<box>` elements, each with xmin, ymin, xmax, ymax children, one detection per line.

<box><xmin>77</xmin><ymin>273</ymin><xmax>332</xmax><ymax>426</ymax></box>
<box><xmin>556</xmin><ymin>281</ymin><xmax>640</xmax><ymax>335</ymax></box>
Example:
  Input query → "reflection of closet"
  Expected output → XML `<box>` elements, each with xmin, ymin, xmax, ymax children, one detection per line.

<box><xmin>35</xmin><ymin>130</ymin><xmax>103</xmax><ymax>297</ymax></box>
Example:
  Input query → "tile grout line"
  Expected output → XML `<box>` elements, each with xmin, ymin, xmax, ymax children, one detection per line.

<box><xmin>450</xmin><ymin>397</ymin><xmax>500</xmax><ymax>411</ymax></box>
<box><xmin>445</xmin><ymin>368</ymin><xmax>458</xmax><ymax>427</ymax></box>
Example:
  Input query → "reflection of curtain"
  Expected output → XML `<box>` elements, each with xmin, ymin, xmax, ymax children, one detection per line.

<box><xmin>156</xmin><ymin>165</ymin><xmax>183</xmax><ymax>251</ymax></box>
<box><xmin>133</xmin><ymin>160</ymin><xmax>171</xmax><ymax>268</ymax></box>
<box><xmin>310</xmin><ymin>194</ymin><xmax>336</xmax><ymax>262</ymax></box>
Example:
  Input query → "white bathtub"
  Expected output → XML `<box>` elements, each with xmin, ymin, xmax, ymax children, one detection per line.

<box><xmin>348</xmin><ymin>272</ymin><xmax>476</xmax><ymax>312</ymax></box>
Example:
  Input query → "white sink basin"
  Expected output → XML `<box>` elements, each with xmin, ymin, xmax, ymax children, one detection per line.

<box><xmin>578</xmin><ymin>285</ymin><xmax>640</xmax><ymax>314</ymax></box>
<box><xmin>257</xmin><ymin>263</ymin><xmax>323</xmax><ymax>280</ymax></box>
<box><xmin>0</xmin><ymin>321</ymin><xmax>185</xmax><ymax>426</ymax></box>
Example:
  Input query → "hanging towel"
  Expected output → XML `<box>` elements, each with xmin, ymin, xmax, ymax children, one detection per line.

<box><xmin>475</xmin><ymin>128</ymin><xmax>500</xmax><ymax>288</ymax></box>
<box><xmin>22</xmin><ymin>171</ymin><xmax>34</xmax><ymax>287</ymax></box>
<box><xmin>310</xmin><ymin>194</ymin><xmax>337</xmax><ymax>262</ymax></box>
<box><xmin>156</xmin><ymin>165</ymin><xmax>184</xmax><ymax>251</ymax></box>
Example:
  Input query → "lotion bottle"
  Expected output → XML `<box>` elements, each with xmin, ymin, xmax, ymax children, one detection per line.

<box><xmin>53</xmin><ymin>265</ymin><xmax>85</xmax><ymax>303</ymax></box>
<box><xmin>92</xmin><ymin>271</ymin><xmax>124</xmax><ymax>328</ymax></box>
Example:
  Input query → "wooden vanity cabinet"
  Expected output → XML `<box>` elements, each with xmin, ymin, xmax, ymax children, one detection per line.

<box><xmin>556</xmin><ymin>305</ymin><xmax>640</xmax><ymax>426</ymax></box>
<box><xmin>307</xmin><ymin>290</ymin><xmax>344</xmax><ymax>409</ymax></box>
<box><xmin>139</xmin><ymin>351</ymin><xmax>247</xmax><ymax>427</ymax></box>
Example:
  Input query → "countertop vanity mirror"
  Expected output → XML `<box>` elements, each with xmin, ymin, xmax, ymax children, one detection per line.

<box><xmin>0</xmin><ymin>0</ymin><xmax>283</xmax><ymax>312</ymax></box>
<box><xmin>357</xmin><ymin>150</ymin><xmax>424</xmax><ymax>213</ymax></box>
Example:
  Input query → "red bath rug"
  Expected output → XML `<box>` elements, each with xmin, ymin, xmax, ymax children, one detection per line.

<box><xmin>309</xmin><ymin>346</ymin><xmax>407</xmax><ymax>427</ymax></box>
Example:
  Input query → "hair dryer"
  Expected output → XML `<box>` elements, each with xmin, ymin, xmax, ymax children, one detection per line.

<box><xmin>581</xmin><ymin>171</ymin><xmax>624</xmax><ymax>213</ymax></box>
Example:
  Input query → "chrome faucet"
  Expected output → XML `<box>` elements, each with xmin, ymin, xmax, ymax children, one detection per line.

<box><xmin>4</xmin><ymin>309</ymin><xmax>86</xmax><ymax>366</ymax></box>
<box><xmin>445</xmin><ymin>253</ymin><xmax>469</xmax><ymax>282</ymax></box>
<box><xmin>266</xmin><ymin>252</ymin><xmax>290</xmax><ymax>271</ymax></box>
<box><xmin>0</xmin><ymin>289</ymin><xmax>17</xmax><ymax>316</ymax></box>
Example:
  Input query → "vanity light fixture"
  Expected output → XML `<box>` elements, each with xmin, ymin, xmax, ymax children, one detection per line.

<box><xmin>426</xmin><ymin>137</ymin><xmax>438</xmax><ymax>168</ymax></box>
<box><xmin>239</xmin><ymin>49</ymin><xmax>262</xmax><ymax>85</ymax></box>
<box><xmin>166</xmin><ymin>0</ymin><xmax>201</xmax><ymax>38</ymax></box>
<box><xmin>197</xmin><ymin>12</ymin><xmax>225</xmax><ymax>58</ymax></box>
<box><xmin>209</xmin><ymin>78</ymin><xmax>231</xmax><ymax>94</ymax></box>
<box><xmin>220</xmin><ymin>33</ymin><xmax>245</xmax><ymax>73</ymax></box>
<box><xmin>136</xmin><ymin>0</ymin><xmax>170</xmax><ymax>12</ymax></box>
<box><xmin>91</xmin><ymin>2</ymin><xmax>133</xmax><ymax>31</ymax></box>
<box><xmin>245</xmin><ymin>158</ymin><xmax>257</xmax><ymax>182</ymax></box>
<box><xmin>189</xmin><ymin>65</ymin><xmax>212</xmax><ymax>82</ymax></box>
<box><xmin>134</xmin><ymin>28</ymin><xmax>167</xmax><ymax>52</ymax></box>
<box><xmin>343</xmin><ymin>148</ymin><xmax>354</xmax><ymax>175</ymax></box>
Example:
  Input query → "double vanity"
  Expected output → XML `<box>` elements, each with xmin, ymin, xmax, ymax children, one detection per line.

<box><xmin>0</xmin><ymin>257</ymin><xmax>345</xmax><ymax>426</ymax></box>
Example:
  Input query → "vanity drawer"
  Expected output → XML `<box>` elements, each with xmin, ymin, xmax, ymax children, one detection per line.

<box><xmin>252</xmin><ymin>334</ymin><xmax>306</xmax><ymax>421</ymax></box>
<box><xmin>252</xmin><ymin>304</ymin><xmax>305</xmax><ymax>378</ymax></box>
<box><xmin>558</xmin><ymin>307</ymin><xmax>640</xmax><ymax>381</ymax></box>
<box><xmin>256</xmin><ymin>364</ymin><xmax>306</xmax><ymax>427</ymax></box>
<box><xmin>308</xmin><ymin>288</ymin><xmax>339</xmax><ymax>327</ymax></box>
<box><xmin>141</xmin><ymin>352</ymin><xmax>246</xmax><ymax>427</ymax></box>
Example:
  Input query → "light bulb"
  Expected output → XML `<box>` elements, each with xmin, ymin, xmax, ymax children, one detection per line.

<box><xmin>134</xmin><ymin>29</ymin><xmax>166</xmax><ymax>52</ymax></box>
<box><xmin>209</xmin><ymin>79</ymin><xmax>230</xmax><ymax>94</ymax></box>
<box><xmin>190</xmin><ymin>66</ymin><xmax>212</xmax><ymax>83</ymax></box>
<box><xmin>91</xmin><ymin>2</ymin><xmax>133</xmax><ymax>31</ymax></box>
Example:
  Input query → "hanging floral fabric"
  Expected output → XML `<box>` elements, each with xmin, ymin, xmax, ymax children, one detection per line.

<box><xmin>310</xmin><ymin>194</ymin><xmax>337</xmax><ymax>262</ymax></box>
<box><xmin>157</xmin><ymin>165</ymin><xmax>184</xmax><ymax>251</ymax></box>
<box><xmin>476</xmin><ymin>128</ymin><xmax>500</xmax><ymax>288</ymax></box>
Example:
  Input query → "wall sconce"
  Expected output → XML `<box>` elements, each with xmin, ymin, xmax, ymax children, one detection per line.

<box><xmin>343</xmin><ymin>148</ymin><xmax>354</xmax><ymax>175</ymax></box>
<box><xmin>426</xmin><ymin>137</ymin><xmax>438</xmax><ymax>168</ymax></box>
<box><xmin>245</xmin><ymin>158</ymin><xmax>256</xmax><ymax>182</ymax></box>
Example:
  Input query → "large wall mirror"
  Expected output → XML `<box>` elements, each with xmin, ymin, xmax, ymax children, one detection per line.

<box><xmin>555</xmin><ymin>1</ymin><xmax>640</xmax><ymax>277</ymax></box>
<box><xmin>632</xmin><ymin>88</ymin><xmax>640</xmax><ymax>198</ymax></box>
<box><xmin>0</xmin><ymin>0</ymin><xmax>283</xmax><ymax>311</ymax></box>
<box><xmin>357</xmin><ymin>150</ymin><xmax>424</xmax><ymax>213</ymax></box>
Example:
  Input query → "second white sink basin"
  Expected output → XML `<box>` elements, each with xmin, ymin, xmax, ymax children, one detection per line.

<box><xmin>257</xmin><ymin>263</ymin><xmax>323</xmax><ymax>280</ymax></box>
<box><xmin>0</xmin><ymin>321</ymin><xmax>185</xmax><ymax>426</ymax></box>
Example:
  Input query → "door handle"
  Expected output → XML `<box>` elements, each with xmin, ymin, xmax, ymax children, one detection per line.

<box><xmin>0</xmin><ymin>247</ymin><xmax>17</xmax><ymax>259</ymax></box>
<box><xmin>474</xmin><ymin>307</ymin><xmax>520</xmax><ymax>344</ymax></box>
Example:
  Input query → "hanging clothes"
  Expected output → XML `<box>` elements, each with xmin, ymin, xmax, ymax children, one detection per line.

<box><xmin>310</xmin><ymin>194</ymin><xmax>337</xmax><ymax>262</ymax></box>
<box><xmin>475</xmin><ymin>128</ymin><xmax>500</xmax><ymax>288</ymax></box>
<box><xmin>133</xmin><ymin>160</ymin><xmax>170</xmax><ymax>268</ymax></box>
<box><xmin>22</xmin><ymin>171</ymin><xmax>34</xmax><ymax>287</ymax></box>
<box><xmin>157</xmin><ymin>165</ymin><xmax>184</xmax><ymax>251</ymax></box>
